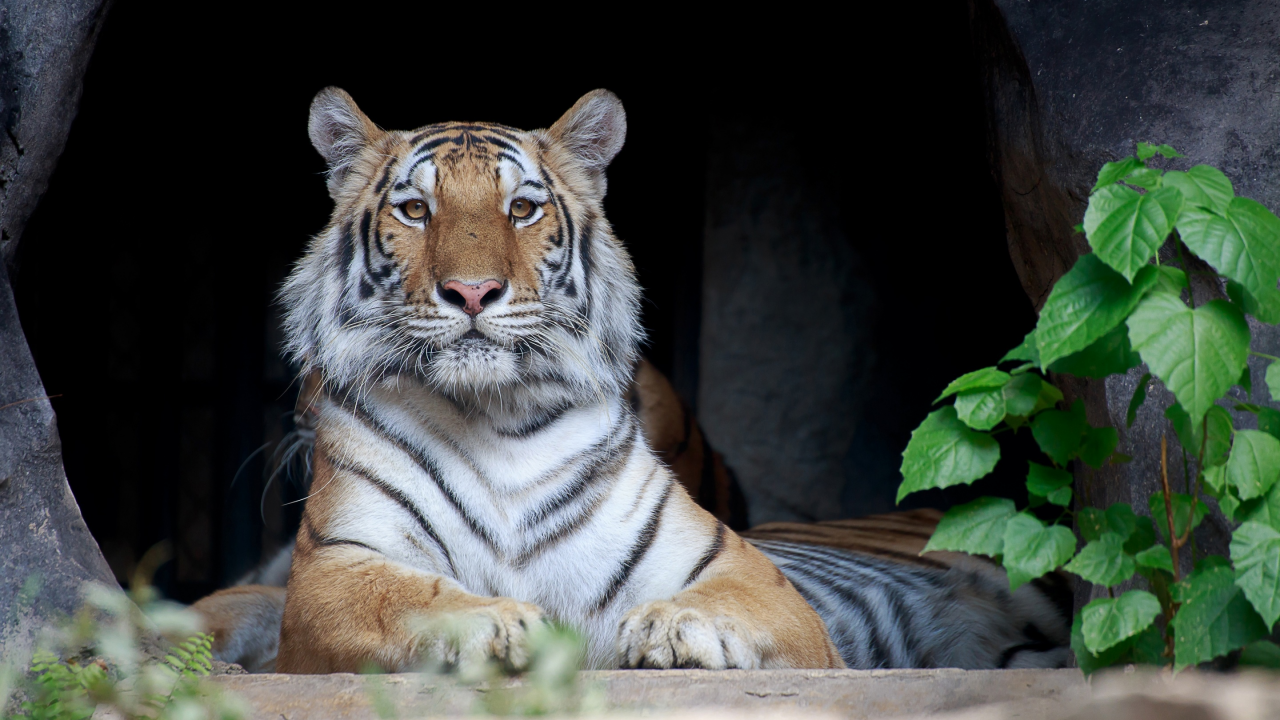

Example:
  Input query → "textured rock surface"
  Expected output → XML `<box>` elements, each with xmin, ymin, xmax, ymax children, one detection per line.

<box><xmin>0</xmin><ymin>0</ymin><xmax>110</xmax><ymax>265</ymax></box>
<box><xmin>0</xmin><ymin>0</ymin><xmax>116</xmax><ymax>657</ymax></box>
<box><xmin>210</xmin><ymin>668</ymin><xmax>1087</xmax><ymax>720</ymax></box>
<box><xmin>974</xmin><ymin>0</ymin><xmax>1280</xmax><ymax>605</ymax></box>
<box><xmin>0</xmin><ymin>266</ymin><xmax>117</xmax><ymax>659</ymax></box>
<box><xmin>698</xmin><ymin>121</ymin><xmax>874</xmax><ymax>524</ymax></box>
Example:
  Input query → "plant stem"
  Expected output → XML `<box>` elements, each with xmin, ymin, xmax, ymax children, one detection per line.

<box><xmin>1175</xmin><ymin>237</ymin><xmax>1196</xmax><ymax>308</ymax></box>
<box><xmin>1251</xmin><ymin>350</ymin><xmax>1280</xmax><ymax>362</ymax></box>
<box><xmin>1161</xmin><ymin>434</ymin><xmax>1181</xmax><ymax>584</ymax></box>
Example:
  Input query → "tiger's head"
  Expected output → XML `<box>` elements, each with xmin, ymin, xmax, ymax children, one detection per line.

<box><xmin>281</xmin><ymin>89</ymin><xmax>641</xmax><ymax>409</ymax></box>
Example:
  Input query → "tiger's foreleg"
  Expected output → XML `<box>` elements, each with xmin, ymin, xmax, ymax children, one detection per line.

<box><xmin>617</xmin><ymin>510</ymin><xmax>844</xmax><ymax>670</ymax></box>
<box><xmin>276</xmin><ymin>528</ymin><xmax>543</xmax><ymax>673</ymax></box>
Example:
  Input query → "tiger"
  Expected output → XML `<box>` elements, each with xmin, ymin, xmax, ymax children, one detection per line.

<box><xmin>265</xmin><ymin>87</ymin><xmax>843</xmax><ymax>673</ymax></box>
<box><xmin>191</xmin><ymin>88</ymin><xmax>1072</xmax><ymax>674</ymax></box>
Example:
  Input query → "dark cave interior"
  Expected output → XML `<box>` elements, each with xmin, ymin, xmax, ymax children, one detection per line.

<box><xmin>12</xmin><ymin>4</ymin><xmax>1036</xmax><ymax>602</ymax></box>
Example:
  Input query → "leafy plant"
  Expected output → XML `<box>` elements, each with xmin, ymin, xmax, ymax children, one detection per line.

<box><xmin>898</xmin><ymin>142</ymin><xmax>1280</xmax><ymax>672</ymax></box>
<box><xmin>3</xmin><ymin>555</ymin><xmax>245</xmax><ymax>720</ymax></box>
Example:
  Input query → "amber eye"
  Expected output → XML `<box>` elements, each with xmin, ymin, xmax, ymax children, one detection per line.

<box><xmin>510</xmin><ymin>199</ymin><xmax>536</xmax><ymax>220</ymax></box>
<box><xmin>401</xmin><ymin>200</ymin><xmax>428</xmax><ymax>220</ymax></box>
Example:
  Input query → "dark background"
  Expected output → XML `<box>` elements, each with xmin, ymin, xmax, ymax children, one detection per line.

<box><xmin>12</xmin><ymin>3</ymin><xmax>1035</xmax><ymax>602</ymax></box>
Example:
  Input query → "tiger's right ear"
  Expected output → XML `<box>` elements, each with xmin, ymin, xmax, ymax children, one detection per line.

<box><xmin>309</xmin><ymin>87</ymin><xmax>380</xmax><ymax>198</ymax></box>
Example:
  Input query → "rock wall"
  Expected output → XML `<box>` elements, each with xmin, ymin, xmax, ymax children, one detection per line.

<box><xmin>975</xmin><ymin>0</ymin><xmax>1280</xmax><ymax>604</ymax></box>
<box><xmin>0</xmin><ymin>0</ymin><xmax>115</xmax><ymax>657</ymax></box>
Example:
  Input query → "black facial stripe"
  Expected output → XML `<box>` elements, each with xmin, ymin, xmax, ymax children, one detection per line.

<box><xmin>374</xmin><ymin>160</ymin><xmax>396</xmax><ymax>193</ymax></box>
<box><xmin>496</xmin><ymin>151</ymin><xmax>528</xmax><ymax>173</ymax></box>
<box><xmin>593</xmin><ymin>477</ymin><xmax>672</xmax><ymax>613</ymax></box>
<box><xmin>405</xmin><ymin>152</ymin><xmax>435</xmax><ymax>179</ymax></box>
<box><xmin>337</xmin><ymin>221</ymin><xmax>355</xmax><ymax>278</ymax></box>
<box><xmin>414</xmin><ymin>136</ymin><xmax>459</xmax><ymax>156</ymax></box>
<box><xmin>483</xmin><ymin>135</ymin><xmax>519</xmax><ymax>153</ymax></box>
<box><xmin>520</xmin><ymin>180</ymin><xmax>546</xmax><ymax>191</ymax></box>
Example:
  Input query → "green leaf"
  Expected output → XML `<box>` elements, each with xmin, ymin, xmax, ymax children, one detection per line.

<box><xmin>1047</xmin><ymin>486</ymin><xmax>1073</xmax><ymax>506</ymax></box>
<box><xmin>1127</xmin><ymin>294</ymin><xmax>1250</xmax><ymax>424</ymax></box>
<box><xmin>1231</xmin><ymin>521</ymin><xmax>1280</xmax><ymax>629</ymax></box>
<box><xmin>1239</xmin><ymin>481</ymin><xmax>1280</xmax><ymax>532</ymax></box>
<box><xmin>1259</xmin><ymin>407</ymin><xmax>1280</xmax><ymax>441</ymax></box>
<box><xmin>1093</xmin><ymin>157</ymin><xmax>1145</xmax><ymax>192</ymax></box>
<box><xmin>1204</xmin><ymin>405</ymin><xmax>1234</xmax><ymax>467</ymax></box>
<box><xmin>1078</xmin><ymin>503</ymin><xmax>1141</xmax><ymax>546</ymax></box>
<box><xmin>1137</xmin><ymin>142</ymin><xmax>1183</xmax><ymax>161</ymax></box>
<box><xmin>1227</xmin><ymin>279</ymin><xmax>1280</xmax><ymax>324</ymax></box>
<box><xmin>1080</xmin><ymin>427</ymin><xmax>1120</xmax><ymax>470</ymax></box>
<box><xmin>922</xmin><ymin>496</ymin><xmax>1017</xmax><ymax>556</ymax></box>
<box><xmin>1083</xmin><ymin>185</ymin><xmax>1183</xmax><ymax>281</ymax></box>
<box><xmin>1203</xmin><ymin>463</ymin><xmax>1229</xmax><ymax>499</ymax></box>
<box><xmin>1026</xmin><ymin>461</ymin><xmax>1072</xmax><ymax>497</ymax></box>
<box><xmin>1047</xmin><ymin>323</ymin><xmax>1142</xmax><ymax>379</ymax></box>
<box><xmin>1163</xmin><ymin>165</ymin><xmax>1233</xmax><ymax>214</ymax></box>
<box><xmin>1238</xmin><ymin>362</ymin><xmax>1254</xmax><ymax>398</ymax></box>
<box><xmin>1001</xmin><ymin>512</ymin><xmax>1077</xmax><ymax>591</ymax></box>
<box><xmin>1031</xmin><ymin>398</ymin><xmax>1090</xmax><ymax>465</ymax></box>
<box><xmin>935</xmin><ymin>367</ymin><xmax>1010</xmax><ymax>404</ymax></box>
<box><xmin>1127</xmin><ymin>373</ymin><xmax>1153</xmax><ymax>428</ymax></box>
<box><xmin>1154</xmin><ymin>266</ymin><xmax>1189</xmax><ymax>295</ymax></box>
<box><xmin>1136</xmin><ymin>545</ymin><xmax>1174</xmax><ymax>573</ymax></box>
<box><xmin>1165</xmin><ymin>402</ymin><xmax>1202</xmax><ymax>455</ymax></box>
<box><xmin>954</xmin><ymin>387</ymin><xmax>1007</xmax><ymax>431</ymax></box>
<box><xmin>1150</xmin><ymin>492</ymin><xmax>1209</xmax><ymax>543</ymax></box>
<box><xmin>1035</xmin><ymin>255</ymin><xmax>1160</xmax><ymax>368</ymax></box>
<box><xmin>1002</xmin><ymin>373</ymin><xmax>1042</xmax><ymax>417</ymax></box>
<box><xmin>1071</xmin><ymin>613</ymin><xmax>1166</xmax><ymax>675</ymax></box>
<box><xmin>1065</xmin><ymin>532</ymin><xmax>1136</xmax><ymax>587</ymax></box>
<box><xmin>898</xmin><ymin>407</ymin><xmax>1002</xmax><ymax>502</ymax></box>
<box><xmin>1031</xmin><ymin>380</ymin><xmax>1064</xmax><ymax>415</ymax></box>
<box><xmin>1124</xmin><ymin>167</ymin><xmax>1164</xmax><ymax>191</ymax></box>
<box><xmin>1125</xmin><ymin>517</ymin><xmax>1158</xmax><ymax>556</ymax></box>
<box><xmin>1239</xmin><ymin>640</ymin><xmax>1280</xmax><ymax>669</ymax></box>
<box><xmin>1001</xmin><ymin>330</ymin><xmax>1040</xmax><ymax>365</ymax></box>
<box><xmin>1268</xmin><ymin>362</ymin><xmax>1280</xmax><ymax>403</ymax></box>
<box><xmin>1081</xmin><ymin>590</ymin><xmax>1162</xmax><ymax>654</ymax></box>
<box><xmin>1171</xmin><ymin>563</ymin><xmax>1269</xmax><ymax>670</ymax></box>
<box><xmin>1177</xmin><ymin>197</ymin><xmax>1280</xmax><ymax>299</ymax></box>
<box><xmin>1227</xmin><ymin>430</ymin><xmax>1280</xmax><ymax>500</ymax></box>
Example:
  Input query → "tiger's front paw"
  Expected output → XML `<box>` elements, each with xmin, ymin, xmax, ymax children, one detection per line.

<box><xmin>617</xmin><ymin>600</ymin><xmax>763</xmax><ymax>669</ymax></box>
<box><xmin>416</xmin><ymin>597</ymin><xmax>546</xmax><ymax>671</ymax></box>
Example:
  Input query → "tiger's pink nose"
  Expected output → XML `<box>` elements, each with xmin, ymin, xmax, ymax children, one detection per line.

<box><xmin>440</xmin><ymin>280</ymin><xmax>506</xmax><ymax>316</ymax></box>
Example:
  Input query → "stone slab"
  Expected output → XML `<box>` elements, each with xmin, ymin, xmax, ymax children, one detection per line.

<box><xmin>209</xmin><ymin>668</ymin><xmax>1088</xmax><ymax>720</ymax></box>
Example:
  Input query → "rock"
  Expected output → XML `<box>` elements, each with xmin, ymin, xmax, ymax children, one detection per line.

<box><xmin>209</xmin><ymin>668</ymin><xmax>1087</xmax><ymax>720</ymax></box>
<box><xmin>0</xmin><ymin>0</ymin><xmax>111</xmax><ymax>266</ymax></box>
<box><xmin>0</xmin><ymin>0</ymin><xmax>117</xmax><ymax>659</ymax></box>
<box><xmin>973</xmin><ymin>0</ymin><xmax>1280</xmax><ymax>604</ymax></box>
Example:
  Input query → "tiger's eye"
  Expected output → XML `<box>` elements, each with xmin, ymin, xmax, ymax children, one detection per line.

<box><xmin>401</xmin><ymin>200</ymin><xmax>428</xmax><ymax>220</ymax></box>
<box><xmin>510</xmin><ymin>199</ymin><xmax>535</xmax><ymax>220</ymax></box>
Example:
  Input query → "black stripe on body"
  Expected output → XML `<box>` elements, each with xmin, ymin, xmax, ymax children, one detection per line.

<box><xmin>593</xmin><ymin>479</ymin><xmax>672</xmax><ymax>613</ymax></box>
<box><xmin>996</xmin><ymin>624</ymin><xmax>1058</xmax><ymax>668</ymax></box>
<box><xmin>743</xmin><ymin>526</ymin><xmax>951</xmax><ymax>571</ymax></box>
<box><xmin>755</xmin><ymin>541</ymin><xmax>940</xmax><ymax>668</ymax></box>
<box><xmin>684</xmin><ymin>521</ymin><xmax>727</xmax><ymax>587</ymax></box>
<box><xmin>493</xmin><ymin>401</ymin><xmax>573</xmax><ymax>438</ymax></box>
<box><xmin>514</xmin><ymin>424</ymin><xmax>641</xmax><ymax>566</ymax></box>
<box><xmin>325</xmin><ymin>452</ymin><xmax>457</xmax><ymax>576</ymax></box>
<box><xmin>304</xmin><ymin>515</ymin><xmax>379</xmax><ymax>554</ymax></box>
<box><xmin>337</xmin><ymin>221</ymin><xmax>355</xmax><ymax>277</ymax></box>
<box><xmin>340</xmin><ymin>396</ymin><xmax>499</xmax><ymax>552</ymax></box>
<box><xmin>519</xmin><ymin>413</ymin><xmax>634</xmax><ymax>528</ymax></box>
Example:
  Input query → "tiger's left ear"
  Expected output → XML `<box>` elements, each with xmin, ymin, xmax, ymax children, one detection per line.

<box><xmin>548</xmin><ymin>90</ymin><xmax>626</xmax><ymax>192</ymax></box>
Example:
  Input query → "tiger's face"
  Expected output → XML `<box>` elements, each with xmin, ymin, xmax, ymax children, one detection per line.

<box><xmin>282</xmin><ymin>89</ymin><xmax>641</xmax><ymax>407</ymax></box>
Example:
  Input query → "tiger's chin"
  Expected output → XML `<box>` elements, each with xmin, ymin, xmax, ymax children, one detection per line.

<box><xmin>424</xmin><ymin>337</ymin><xmax>522</xmax><ymax>394</ymax></box>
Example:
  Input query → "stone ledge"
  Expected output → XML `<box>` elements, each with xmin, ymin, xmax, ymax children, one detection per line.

<box><xmin>209</xmin><ymin>668</ymin><xmax>1087</xmax><ymax>719</ymax></box>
